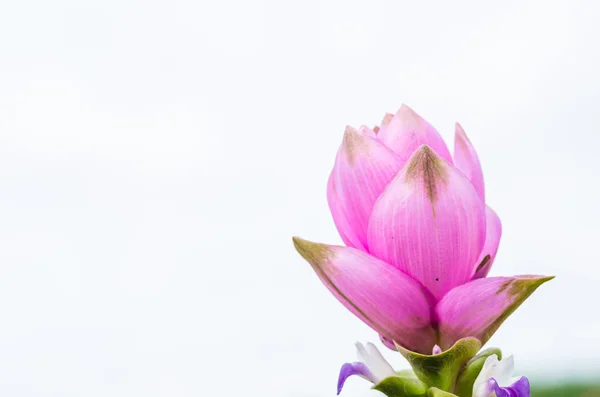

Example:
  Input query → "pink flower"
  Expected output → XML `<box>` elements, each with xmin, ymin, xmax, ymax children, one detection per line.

<box><xmin>293</xmin><ymin>104</ymin><xmax>552</xmax><ymax>354</ymax></box>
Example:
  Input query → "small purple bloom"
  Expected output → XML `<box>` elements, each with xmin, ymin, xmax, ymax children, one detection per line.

<box><xmin>473</xmin><ymin>354</ymin><xmax>530</xmax><ymax>397</ymax></box>
<box><xmin>489</xmin><ymin>376</ymin><xmax>530</xmax><ymax>397</ymax></box>
<box><xmin>337</xmin><ymin>342</ymin><xmax>395</xmax><ymax>395</ymax></box>
<box><xmin>337</xmin><ymin>362</ymin><xmax>373</xmax><ymax>395</ymax></box>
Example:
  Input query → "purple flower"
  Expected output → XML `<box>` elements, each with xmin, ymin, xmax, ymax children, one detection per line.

<box><xmin>337</xmin><ymin>342</ymin><xmax>395</xmax><ymax>395</ymax></box>
<box><xmin>473</xmin><ymin>354</ymin><xmax>530</xmax><ymax>397</ymax></box>
<box><xmin>487</xmin><ymin>377</ymin><xmax>530</xmax><ymax>397</ymax></box>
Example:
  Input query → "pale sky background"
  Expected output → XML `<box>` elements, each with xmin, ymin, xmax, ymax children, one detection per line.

<box><xmin>0</xmin><ymin>1</ymin><xmax>599</xmax><ymax>396</ymax></box>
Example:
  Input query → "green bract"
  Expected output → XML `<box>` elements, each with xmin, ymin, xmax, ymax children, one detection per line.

<box><xmin>395</xmin><ymin>338</ymin><xmax>481</xmax><ymax>391</ymax></box>
<box><xmin>372</xmin><ymin>338</ymin><xmax>501</xmax><ymax>397</ymax></box>
<box><xmin>454</xmin><ymin>348</ymin><xmax>502</xmax><ymax>397</ymax></box>
<box><xmin>427</xmin><ymin>387</ymin><xmax>458</xmax><ymax>397</ymax></box>
<box><xmin>373</xmin><ymin>374</ymin><xmax>428</xmax><ymax>397</ymax></box>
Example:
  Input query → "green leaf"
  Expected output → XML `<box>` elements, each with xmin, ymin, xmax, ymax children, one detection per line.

<box><xmin>394</xmin><ymin>337</ymin><xmax>482</xmax><ymax>392</ymax></box>
<box><xmin>373</xmin><ymin>374</ymin><xmax>428</xmax><ymax>397</ymax></box>
<box><xmin>454</xmin><ymin>347</ymin><xmax>502</xmax><ymax>397</ymax></box>
<box><xmin>427</xmin><ymin>387</ymin><xmax>458</xmax><ymax>397</ymax></box>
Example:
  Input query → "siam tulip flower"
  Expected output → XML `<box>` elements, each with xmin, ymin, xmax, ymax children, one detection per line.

<box><xmin>293</xmin><ymin>104</ymin><xmax>552</xmax><ymax>354</ymax></box>
<box><xmin>472</xmin><ymin>355</ymin><xmax>530</xmax><ymax>397</ymax></box>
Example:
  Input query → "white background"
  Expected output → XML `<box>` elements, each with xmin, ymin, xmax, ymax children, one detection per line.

<box><xmin>0</xmin><ymin>1</ymin><xmax>599</xmax><ymax>396</ymax></box>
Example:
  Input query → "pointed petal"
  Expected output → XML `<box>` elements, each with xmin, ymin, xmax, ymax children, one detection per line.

<box><xmin>454</xmin><ymin>123</ymin><xmax>485</xmax><ymax>201</ymax></box>
<box><xmin>358</xmin><ymin>125</ymin><xmax>376</xmax><ymax>138</ymax></box>
<box><xmin>436</xmin><ymin>276</ymin><xmax>554</xmax><ymax>350</ymax></box>
<box><xmin>472</xmin><ymin>207</ymin><xmax>502</xmax><ymax>279</ymax></box>
<box><xmin>377</xmin><ymin>105</ymin><xmax>453</xmax><ymax>164</ymax></box>
<box><xmin>292</xmin><ymin>237</ymin><xmax>436</xmax><ymax>353</ymax></box>
<box><xmin>367</xmin><ymin>145</ymin><xmax>486</xmax><ymax>300</ymax></box>
<box><xmin>375</xmin><ymin>113</ymin><xmax>394</xmax><ymax>136</ymax></box>
<box><xmin>337</xmin><ymin>362</ymin><xmax>374</xmax><ymax>394</ymax></box>
<box><xmin>327</xmin><ymin>126</ymin><xmax>402</xmax><ymax>249</ymax></box>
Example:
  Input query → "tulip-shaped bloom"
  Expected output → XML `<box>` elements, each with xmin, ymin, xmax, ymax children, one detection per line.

<box><xmin>293</xmin><ymin>105</ymin><xmax>552</xmax><ymax>354</ymax></box>
<box><xmin>472</xmin><ymin>355</ymin><xmax>530</xmax><ymax>397</ymax></box>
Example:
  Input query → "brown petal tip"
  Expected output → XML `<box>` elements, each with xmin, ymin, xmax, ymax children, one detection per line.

<box><xmin>381</xmin><ymin>113</ymin><xmax>394</xmax><ymax>128</ymax></box>
<box><xmin>341</xmin><ymin>126</ymin><xmax>368</xmax><ymax>166</ymax></box>
<box><xmin>292</xmin><ymin>237</ymin><xmax>333</xmax><ymax>268</ymax></box>
<box><xmin>404</xmin><ymin>145</ymin><xmax>448</xmax><ymax>205</ymax></box>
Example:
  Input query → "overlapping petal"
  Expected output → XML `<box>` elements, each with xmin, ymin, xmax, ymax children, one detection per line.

<box><xmin>327</xmin><ymin>172</ymin><xmax>364</xmax><ymax>250</ymax></box>
<box><xmin>473</xmin><ymin>355</ymin><xmax>530</xmax><ymax>397</ymax></box>
<box><xmin>435</xmin><ymin>276</ymin><xmax>554</xmax><ymax>350</ymax></box>
<box><xmin>292</xmin><ymin>237</ymin><xmax>436</xmax><ymax>353</ymax></box>
<box><xmin>377</xmin><ymin>105</ymin><xmax>453</xmax><ymax>164</ymax></box>
<box><xmin>327</xmin><ymin>126</ymin><xmax>402</xmax><ymax>250</ymax></box>
<box><xmin>358</xmin><ymin>125</ymin><xmax>376</xmax><ymax>138</ymax></box>
<box><xmin>472</xmin><ymin>207</ymin><xmax>502</xmax><ymax>279</ymax></box>
<box><xmin>453</xmin><ymin>123</ymin><xmax>485</xmax><ymax>201</ymax></box>
<box><xmin>374</xmin><ymin>113</ymin><xmax>394</xmax><ymax>135</ymax></box>
<box><xmin>367</xmin><ymin>145</ymin><xmax>486</xmax><ymax>300</ymax></box>
<box><xmin>293</xmin><ymin>104</ymin><xmax>553</xmax><ymax>374</ymax></box>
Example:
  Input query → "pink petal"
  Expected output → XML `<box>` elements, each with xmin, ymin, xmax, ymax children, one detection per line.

<box><xmin>435</xmin><ymin>275</ymin><xmax>554</xmax><ymax>350</ymax></box>
<box><xmin>375</xmin><ymin>113</ymin><xmax>394</xmax><ymax>136</ymax></box>
<box><xmin>327</xmin><ymin>172</ymin><xmax>364</xmax><ymax>250</ymax></box>
<box><xmin>377</xmin><ymin>105</ymin><xmax>453</xmax><ymax>164</ymax></box>
<box><xmin>367</xmin><ymin>145</ymin><xmax>486</xmax><ymax>301</ymax></box>
<box><xmin>358</xmin><ymin>125</ymin><xmax>376</xmax><ymax>138</ymax></box>
<box><xmin>327</xmin><ymin>126</ymin><xmax>402</xmax><ymax>250</ymax></box>
<box><xmin>472</xmin><ymin>207</ymin><xmax>502</xmax><ymax>279</ymax></box>
<box><xmin>453</xmin><ymin>123</ymin><xmax>485</xmax><ymax>201</ymax></box>
<box><xmin>292</xmin><ymin>237</ymin><xmax>436</xmax><ymax>354</ymax></box>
